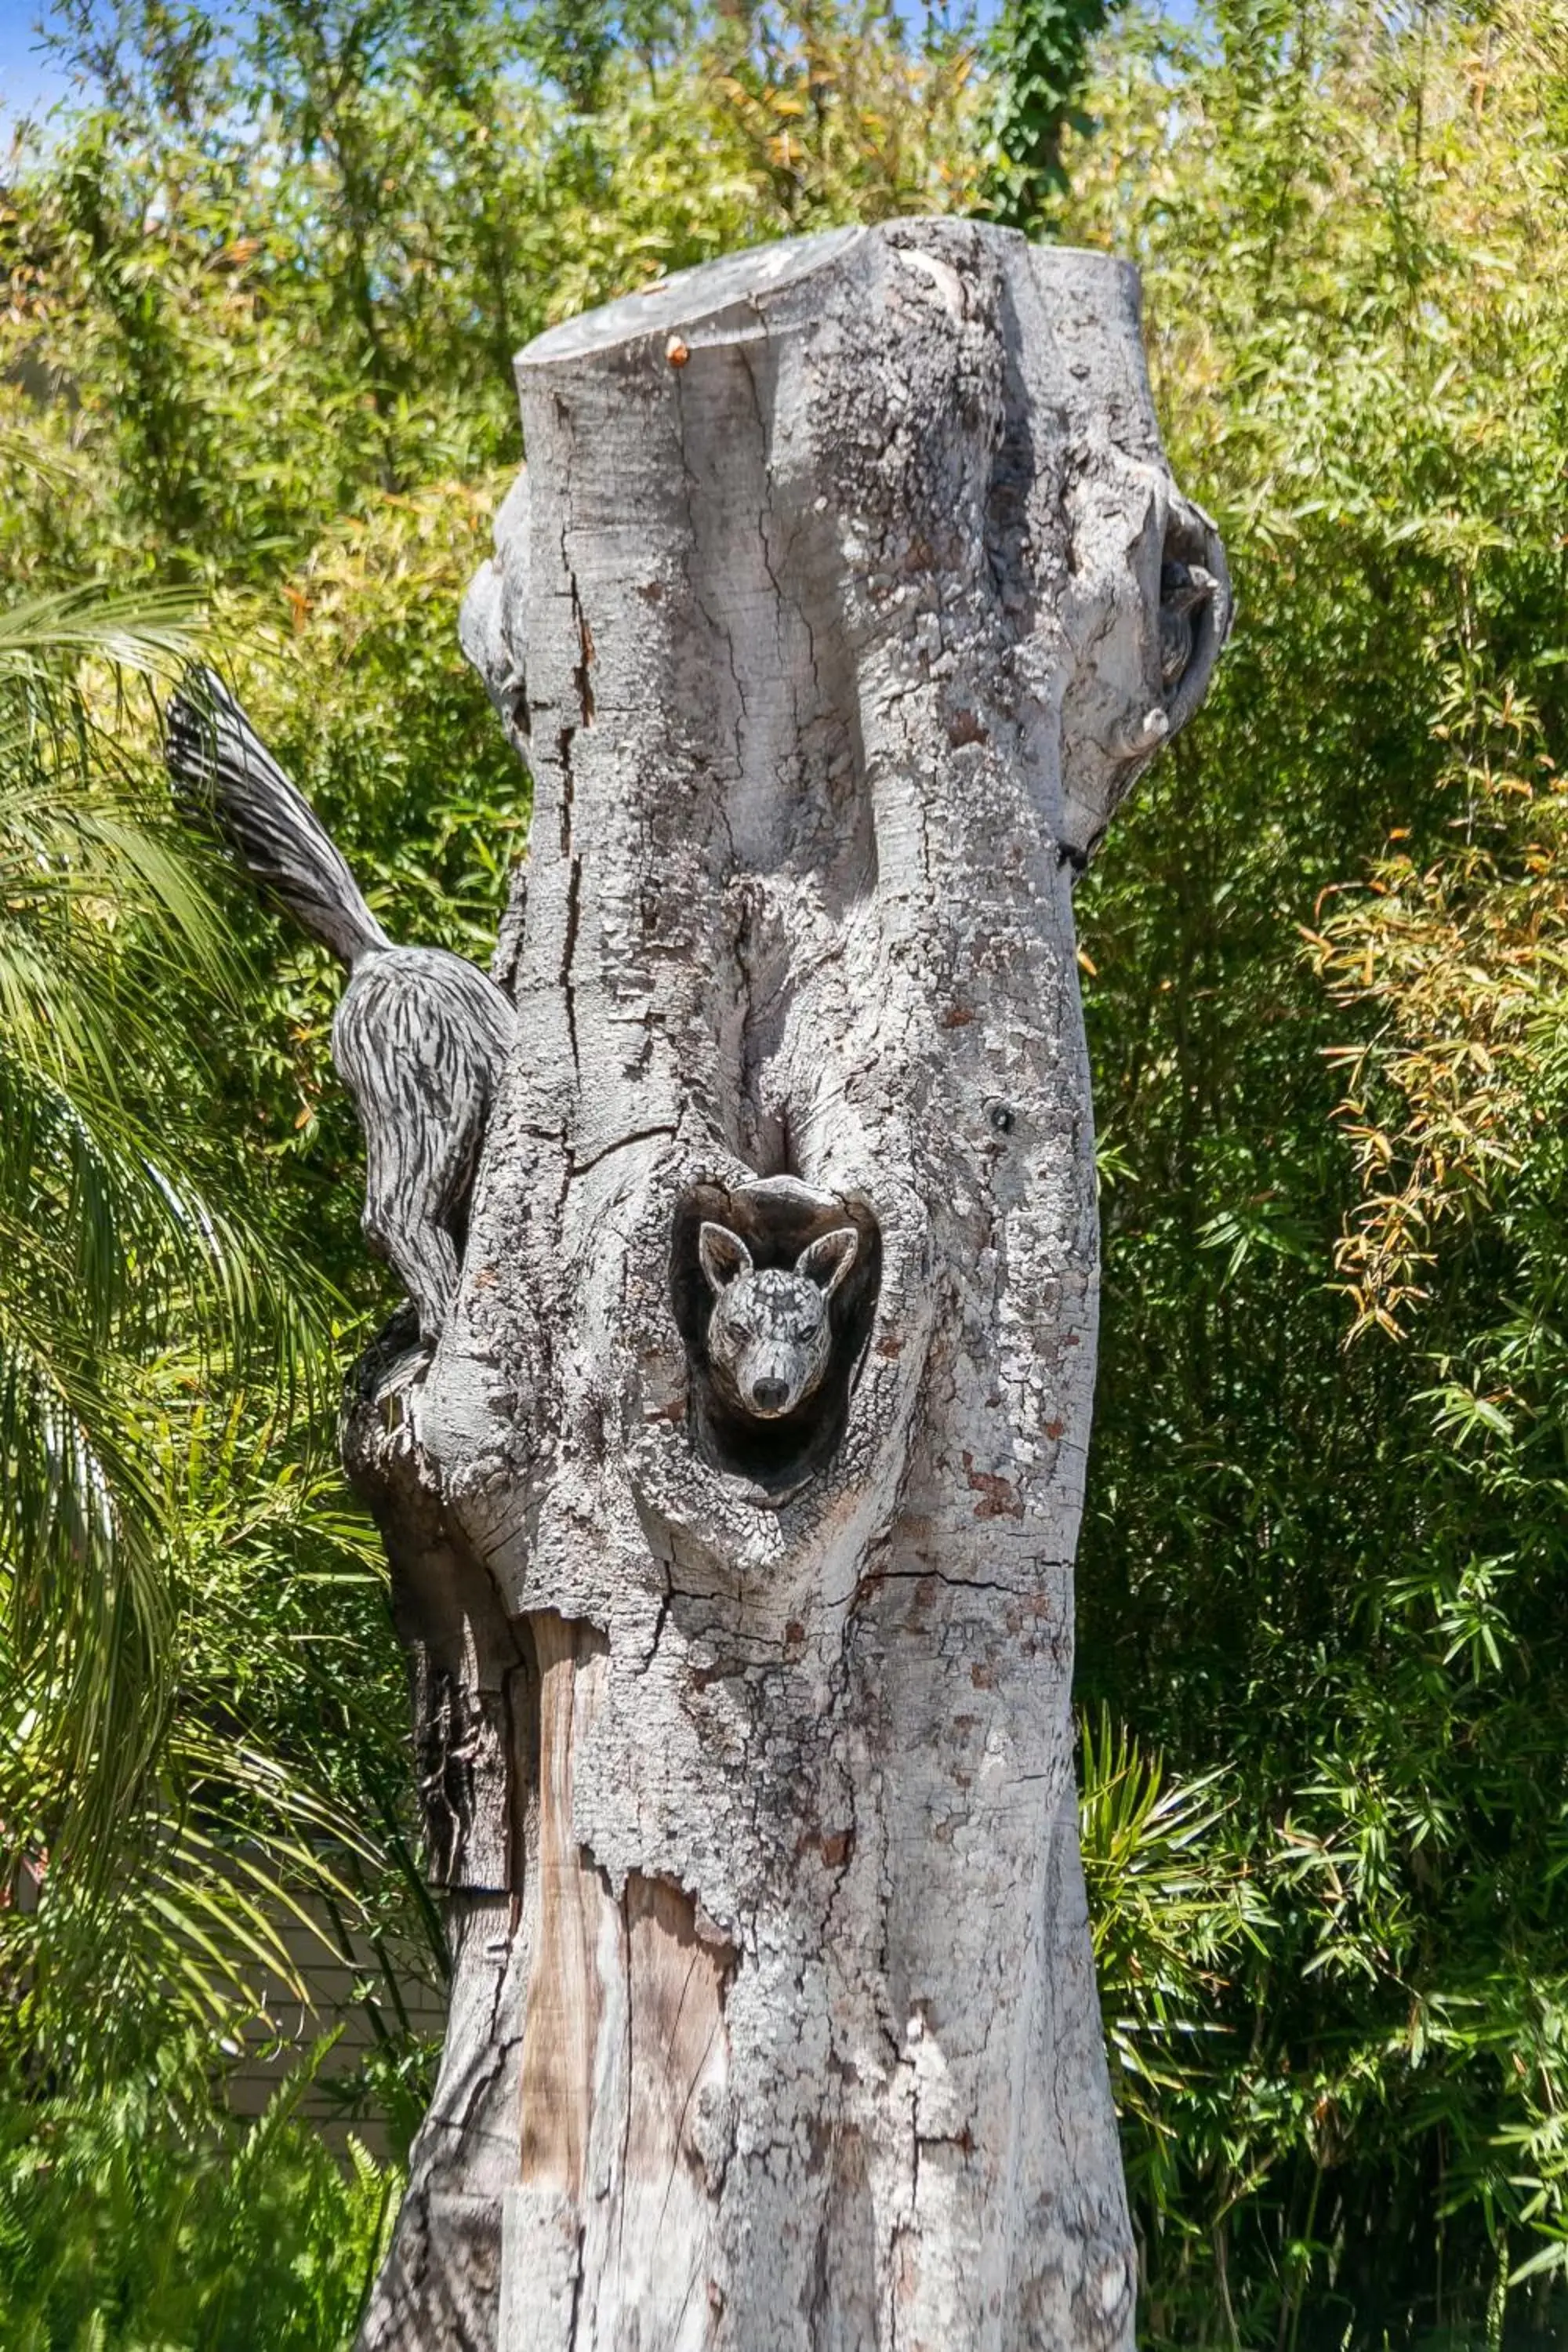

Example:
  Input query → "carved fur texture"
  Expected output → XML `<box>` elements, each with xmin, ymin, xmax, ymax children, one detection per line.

<box><xmin>698</xmin><ymin>1221</ymin><xmax>858</xmax><ymax>1419</ymax></box>
<box><xmin>165</xmin><ymin>669</ymin><xmax>517</xmax><ymax>1336</ymax></box>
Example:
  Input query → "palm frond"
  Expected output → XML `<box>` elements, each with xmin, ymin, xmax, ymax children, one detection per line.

<box><xmin>0</xmin><ymin>589</ymin><xmax>339</xmax><ymax>1910</ymax></box>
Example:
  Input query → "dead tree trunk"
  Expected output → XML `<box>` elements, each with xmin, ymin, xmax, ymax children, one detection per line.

<box><xmin>347</xmin><ymin>220</ymin><xmax>1229</xmax><ymax>2352</ymax></box>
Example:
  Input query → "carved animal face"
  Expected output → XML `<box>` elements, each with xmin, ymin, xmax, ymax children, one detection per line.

<box><xmin>698</xmin><ymin>1222</ymin><xmax>859</xmax><ymax>1421</ymax></box>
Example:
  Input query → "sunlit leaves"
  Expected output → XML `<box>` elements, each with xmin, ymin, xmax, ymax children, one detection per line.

<box><xmin>983</xmin><ymin>0</ymin><xmax>1120</xmax><ymax>224</ymax></box>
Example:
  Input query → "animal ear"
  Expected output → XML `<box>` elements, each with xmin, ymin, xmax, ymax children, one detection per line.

<box><xmin>796</xmin><ymin>1225</ymin><xmax>858</xmax><ymax>1298</ymax></box>
<box><xmin>699</xmin><ymin>1221</ymin><xmax>753</xmax><ymax>1294</ymax></box>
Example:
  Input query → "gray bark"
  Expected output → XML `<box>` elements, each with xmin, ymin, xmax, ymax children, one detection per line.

<box><xmin>339</xmin><ymin>218</ymin><xmax>1229</xmax><ymax>2352</ymax></box>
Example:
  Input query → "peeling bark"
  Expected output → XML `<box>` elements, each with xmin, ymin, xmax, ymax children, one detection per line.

<box><xmin>346</xmin><ymin>220</ymin><xmax>1229</xmax><ymax>2350</ymax></box>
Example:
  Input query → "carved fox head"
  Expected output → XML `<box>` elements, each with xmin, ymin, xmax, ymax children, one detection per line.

<box><xmin>698</xmin><ymin>1221</ymin><xmax>859</xmax><ymax>1421</ymax></box>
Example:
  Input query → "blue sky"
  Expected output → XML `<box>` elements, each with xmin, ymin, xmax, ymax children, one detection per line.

<box><xmin>0</xmin><ymin>8</ymin><xmax>73</xmax><ymax>125</ymax></box>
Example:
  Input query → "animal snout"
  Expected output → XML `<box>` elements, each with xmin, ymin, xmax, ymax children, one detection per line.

<box><xmin>739</xmin><ymin>1341</ymin><xmax>812</xmax><ymax>1417</ymax></box>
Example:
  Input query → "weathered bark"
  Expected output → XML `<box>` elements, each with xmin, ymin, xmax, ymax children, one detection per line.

<box><xmin>347</xmin><ymin>219</ymin><xmax>1229</xmax><ymax>2352</ymax></box>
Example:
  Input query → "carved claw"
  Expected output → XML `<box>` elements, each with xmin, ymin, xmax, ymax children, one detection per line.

<box><xmin>1109</xmin><ymin>706</ymin><xmax>1171</xmax><ymax>763</ymax></box>
<box><xmin>1159</xmin><ymin>561</ymin><xmax>1218</xmax><ymax>691</ymax></box>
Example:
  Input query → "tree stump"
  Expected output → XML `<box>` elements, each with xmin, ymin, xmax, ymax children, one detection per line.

<box><xmin>350</xmin><ymin>218</ymin><xmax>1229</xmax><ymax>2352</ymax></box>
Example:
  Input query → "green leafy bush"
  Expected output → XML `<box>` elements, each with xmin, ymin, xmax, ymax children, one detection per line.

<box><xmin>0</xmin><ymin>2042</ymin><xmax>397</xmax><ymax>2352</ymax></box>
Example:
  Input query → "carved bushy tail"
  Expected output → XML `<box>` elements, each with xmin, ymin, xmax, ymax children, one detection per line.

<box><xmin>165</xmin><ymin>665</ymin><xmax>517</xmax><ymax>1338</ymax></box>
<box><xmin>165</xmin><ymin>666</ymin><xmax>390</xmax><ymax>968</ymax></box>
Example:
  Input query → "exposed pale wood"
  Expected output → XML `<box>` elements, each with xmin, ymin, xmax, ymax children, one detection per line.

<box><xmin>514</xmin><ymin>1620</ymin><xmax>735</xmax><ymax>2343</ymax></box>
<box><xmin>517</xmin><ymin>1614</ymin><xmax>614</xmax><ymax>2199</ymax></box>
<box><xmin>612</xmin><ymin>1873</ymin><xmax>735</xmax><ymax>2337</ymax></box>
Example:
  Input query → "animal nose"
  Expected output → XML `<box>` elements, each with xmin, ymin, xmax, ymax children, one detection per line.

<box><xmin>750</xmin><ymin>1377</ymin><xmax>790</xmax><ymax>1417</ymax></box>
